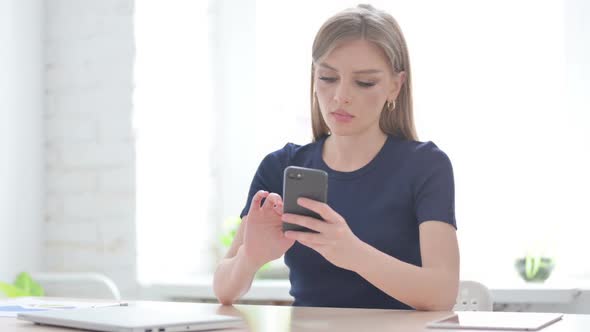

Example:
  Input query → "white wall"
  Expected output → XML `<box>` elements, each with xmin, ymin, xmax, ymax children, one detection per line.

<box><xmin>0</xmin><ymin>0</ymin><xmax>44</xmax><ymax>281</ymax></box>
<box><xmin>565</xmin><ymin>0</ymin><xmax>590</xmax><ymax>143</ymax></box>
<box><xmin>44</xmin><ymin>0</ymin><xmax>137</xmax><ymax>298</ymax></box>
<box><xmin>211</xmin><ymin>0</ymin><xmax>257</xmax><ymax>228</ymax></box>
<box><xmin>556</xmin><ymin>0</ymin><xmax>590</xmax><ymax>279</ymax></box>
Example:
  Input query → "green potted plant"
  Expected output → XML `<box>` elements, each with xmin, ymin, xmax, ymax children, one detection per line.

<box><xmin>0</xmin><ymin>272</ymin><xmax>44</xmax><ymax>297</ymax></box>
<box><xmin>514</xmin><ymin>254</ymin><xmax>555</xmax><ymax>282</ymax></box>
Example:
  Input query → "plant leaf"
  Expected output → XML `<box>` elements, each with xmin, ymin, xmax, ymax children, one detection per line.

<box><xmin>0</xmin><ymin>282</ymin><xmax>27</xmax><ymax>297</ymax></box>
<box><xmin>220</xmin><ymin>234</ymin><xmax>233</xmax><ymax>247</ymax></box>
<box><xmin>14</xmin><ymin>272</ymin><xmax>44</xmax><ymax>296</ymax></box>
<box><xmin>14</xmin><ymin>272</ymin><xmax>33</xmax><ymax>295</ymax></box>
<box><xmin>531</xmin><ymin>256</ymin><xmax>541</xmax><ymax>278</ymax></box>
<box><xmin>30</xmin><ymin>282</ymin><xmax>44</xmax><ymax>296</ymax></box>
<box><xmin>525</xmin><ymin>256</ymin><xmax>533</xmax><ymax>279</ymax></box>
<box><xmin>220</xmin><ymin>216</ymin><xmax>242</xmax><ymax>248</ymax></box>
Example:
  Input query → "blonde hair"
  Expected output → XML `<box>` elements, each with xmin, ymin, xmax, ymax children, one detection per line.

<box><xmin>310</xmin><ymin>4</ymin><xmax>417</xmax><ymax>141</ymax></box>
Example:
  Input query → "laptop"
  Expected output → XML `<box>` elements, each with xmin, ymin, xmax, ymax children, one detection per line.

<box><xmin>17</xmin><ymin>305</ymin><xmax>244</xmax><ymax>332</ymax></box>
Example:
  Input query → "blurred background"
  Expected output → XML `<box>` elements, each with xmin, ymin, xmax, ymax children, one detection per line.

<box><xmin>1</xmin><ymin>0</ymin><xmax>589</xmax><ymax>312</ymax></box>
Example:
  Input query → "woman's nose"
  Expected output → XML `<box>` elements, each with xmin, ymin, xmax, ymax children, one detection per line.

<box><xmin>333</xmin><ymin>83</ymin><xmax>352</xmax><ymax>105</ymax></box>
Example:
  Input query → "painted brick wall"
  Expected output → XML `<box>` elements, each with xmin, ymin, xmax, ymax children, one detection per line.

<box><xmin>44</xmin><ymin>0</ymin><xmax>137</xmax><ymax>298</ymax></box>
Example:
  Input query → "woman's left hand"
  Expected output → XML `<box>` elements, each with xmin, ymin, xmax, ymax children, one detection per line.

<box><xmin>283</xmin><ymin>197</ymin><xmax>366</xmax><ymax>271</ymax></box>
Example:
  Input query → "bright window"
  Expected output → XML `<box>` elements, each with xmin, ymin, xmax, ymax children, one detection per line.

<box><xmin>134</xmin><ymin>1</ymin><xmax>214</xmax><ymax>284</ymax></box>
<box><xmin>135</xmin><ymin>0</ymin><xmax>590</xmax><ymax>285</ymax></box>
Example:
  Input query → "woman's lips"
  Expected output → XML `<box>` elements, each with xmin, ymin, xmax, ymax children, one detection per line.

<box><xmin>331</xmin><ymin>110</ymin><xmax>354</xmax><ymax>123</ymax></box>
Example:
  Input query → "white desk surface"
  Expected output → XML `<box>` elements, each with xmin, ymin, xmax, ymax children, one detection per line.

<box><xmin>4</xmin><ymin>299</ymin><xmax>590</xmax><ymax>332</ymax></box>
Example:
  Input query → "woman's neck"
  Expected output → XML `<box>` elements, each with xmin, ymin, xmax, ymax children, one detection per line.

<box><xmin>322</xmin><ymin>130</ymin><xmax>388</xmax><ymax>172</ymax></box>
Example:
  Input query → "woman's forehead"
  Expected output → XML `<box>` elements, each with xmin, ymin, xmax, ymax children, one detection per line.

<box><xmin>318</xmin><ymin>39</ymin><xmax>390</xmax><ymax>73</ymax></box>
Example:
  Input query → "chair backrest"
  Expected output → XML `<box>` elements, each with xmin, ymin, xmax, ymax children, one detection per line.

<box><xmin>453</xmin><ymin>280</ymin><xmax>493</xmax><ymax>311</ymax></box>
<box><xmin>31</xmin><ymin>272</ymin><xmax>121</xmax><ymax>300</ymax></box>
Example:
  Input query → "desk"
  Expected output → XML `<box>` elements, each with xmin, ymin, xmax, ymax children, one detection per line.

<box><xmin>3</xmin><ymin>300</ymin><xmax>590</xmax><ymax>332</ymax></box>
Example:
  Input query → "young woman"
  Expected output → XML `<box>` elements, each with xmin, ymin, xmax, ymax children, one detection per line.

<box><xmin>213</xmin><ymin>4</ymin><xmax>459</xmax><ymax>310</ymax></box>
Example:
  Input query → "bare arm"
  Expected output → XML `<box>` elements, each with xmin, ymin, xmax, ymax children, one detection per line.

<box><xmin>213</xmin><ymin>216</ymin><xmax>262</xmax><ymax>305</ymax></box>
<box><xmin>282</xmin><ymin>198</ymin><xmax>460</xmax><ymax>311</ymax></box>
<box><xmin>213</xmin><ymin>191</ymin><xmax>294</xmax><ymax>305</ymax></box>
<box><xmin>352</xmin><ymin>221</ymin><xmax>460</xmax><ymax>310</ymax></box>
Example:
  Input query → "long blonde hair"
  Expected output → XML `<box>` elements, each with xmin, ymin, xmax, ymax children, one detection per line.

<box><xmin>310</xmin><ymin>4</ymin><xmax>417</xmax><ymax>142</ymax></box>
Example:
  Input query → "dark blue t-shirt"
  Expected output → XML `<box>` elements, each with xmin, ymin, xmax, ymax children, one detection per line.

<box><xmin>240</xmin><ymin>134</ymin><xmax>456</xmax><ymax>309</ymax></box>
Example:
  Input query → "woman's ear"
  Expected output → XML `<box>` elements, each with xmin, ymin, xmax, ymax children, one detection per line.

<box><xmin>398</xmin><ymin>71</ymin><xmax>407</xmax><ymax>86</ymax></box>
<box><xmin>389</xmin><ymin>71</ymin><xmax>406</xmax><ymax>100</ymax></box>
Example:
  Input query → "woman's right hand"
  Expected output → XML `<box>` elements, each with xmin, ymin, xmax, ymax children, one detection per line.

<box><xmin>242</xmin><ymin>190</ymin><xmax>295</xmax><ymax>268</ymax></box>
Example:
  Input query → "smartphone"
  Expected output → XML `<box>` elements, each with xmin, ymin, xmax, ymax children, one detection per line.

<box><xmin>282</xmin><ymin>166</ymin><xmax>328</xmax><ymax>233</ymax></box>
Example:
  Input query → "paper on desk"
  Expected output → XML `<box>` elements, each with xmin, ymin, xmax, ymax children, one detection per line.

<box><xmin>0</xmin><ymin>297</ymin><xmax>126</xmax><ymax>317</ymax></box>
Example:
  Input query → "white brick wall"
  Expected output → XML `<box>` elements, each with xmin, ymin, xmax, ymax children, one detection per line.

<box><xmin>44</xmin><ymin>0</ymin><xmax>137</xmax><ymax>298</ymax></box>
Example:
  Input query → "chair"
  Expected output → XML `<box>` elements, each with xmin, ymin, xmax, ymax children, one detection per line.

<box><xmin>31</xmin><ymin>272</ymin><xmax>121</xmax><ymax>300</ymax></box>
<box><xmin>453</xmin><ymin>280</ymin><xmax>493</xmax><ymax>311</ymax></box>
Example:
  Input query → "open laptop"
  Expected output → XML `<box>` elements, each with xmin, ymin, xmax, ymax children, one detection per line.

<box><xmin>17</xmin><ymin>305</ymin><xmax>244</xmax><ymax>332</ymax></box>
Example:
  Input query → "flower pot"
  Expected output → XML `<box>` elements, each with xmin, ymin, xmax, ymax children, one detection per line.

<box><xmin>514</xmin><ymin>257</ymin><xmax>555</xmax><ymax>282</ymax></box>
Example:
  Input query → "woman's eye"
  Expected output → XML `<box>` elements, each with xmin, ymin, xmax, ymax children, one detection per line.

<box><xmin>319</xmin><ymin>76</ymin><xmax>338</xmax><ymax>83</ymax></box>
<box><xmin>356</xmin><ymin>81</ymin><xmax>376</xmax><ymax>88</ymax></box>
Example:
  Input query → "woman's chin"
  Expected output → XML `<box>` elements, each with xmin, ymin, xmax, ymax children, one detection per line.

<box><xmin>327</xmin><ymin>127</ymin><xmax>361</xmax><ymax>137</ymax></box>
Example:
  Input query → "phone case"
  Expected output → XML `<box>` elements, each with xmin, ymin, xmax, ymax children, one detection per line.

<box><xmin>282</xmin><ymin>166</ymin><xmax>328</xmax><ymax>233</ymax></box>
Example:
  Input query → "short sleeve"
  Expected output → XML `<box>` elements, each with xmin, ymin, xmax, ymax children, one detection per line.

<box><xmin>239</xmin><ymin>144</ymin><xmax>294</xmax><ymax>218</ymax></box>
<box><xmin>412</xmin><ymin>143</ymin><xmax>457</xmax><ymax>229</ymax></box>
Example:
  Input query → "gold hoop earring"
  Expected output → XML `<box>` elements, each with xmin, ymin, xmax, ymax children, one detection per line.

<box><xmin>387</xmin><ymin>100</ymin><xmax>396</xmax><ymax>111</ymax></box>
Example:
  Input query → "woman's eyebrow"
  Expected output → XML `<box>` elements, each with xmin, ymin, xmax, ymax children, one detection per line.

<box><xmin>319</xmin><ymin>62</ymin><xmax>338</xmax><ymax>71</ymax></box>
<box><xmin>319</xmin><ymin>62</ymin><xmax>382</xmax><ymax>74</ymax></box>
<box><xmin>353</xmin><ymin>69</ymin><xmax>383</xmax><ymax>74</ymax></box>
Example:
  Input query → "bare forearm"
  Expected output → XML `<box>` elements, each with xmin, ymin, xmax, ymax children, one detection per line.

<box><xmin>352</xmin><ymin>242</ymin><xmax>458</xmax><ymax>311</ymax></box>
<box><xmin>213</xmin><ymin>246</ymin><xmax>262</xmax><ymax>305</ymax></box>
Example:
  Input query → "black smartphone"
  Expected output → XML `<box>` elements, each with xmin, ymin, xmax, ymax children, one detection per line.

<box><xmin>282</xmin><ymin>166</ymin><xmax>328</xmax><ymax>233</ymax></box>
